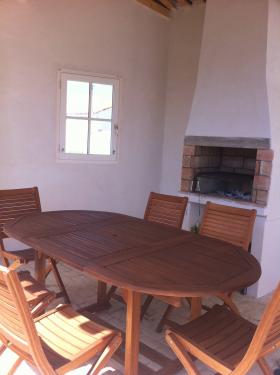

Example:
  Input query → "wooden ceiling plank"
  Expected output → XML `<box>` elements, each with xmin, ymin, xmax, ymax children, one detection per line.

<box><xmin>152</xmin><ymin>2</ymin><xmax>171</xmax><ymax>16</ymax></box>
<box><xmin>158</xmin><ymin>0</ymin><xmax>174</xmax><ymax>10</ymax></box>
<box><xmin>137</xmin><ymin>0</ymin><xmax>171</xmax><ymax>17</ymax></box>
<box><xmin>176</xmin><ymin>0</ymin><xmax>189</xmax><ymax>6</ymax></box>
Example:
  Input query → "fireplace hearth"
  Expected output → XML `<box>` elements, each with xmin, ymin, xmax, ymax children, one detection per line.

<box><xmin>181</xmin><ymin>145</ymin><xmax>273</xmax><ymax>205</ymax></box>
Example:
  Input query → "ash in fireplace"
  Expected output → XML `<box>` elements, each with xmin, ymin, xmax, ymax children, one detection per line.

<box><xmin>216</xmin><ymin>190</ymin><xmax>252</xmax><ymax>201</ymax></box>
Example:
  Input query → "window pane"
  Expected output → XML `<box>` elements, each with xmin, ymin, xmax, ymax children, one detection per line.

<box><xmin>91</xmin><ymin>83</ymin><xmax>113</xmax><ymax>119</ymax></box>
<box><xmin>65</xmin><ymin>119</ymin><xmax>88</xmax><ymax>154</ymax></box>
<box><xmin>90</xmin><ymin>121</ymin><xmax>111</xmax><ymax>155</ymax></box>
<box><xmin>67</xmin><ymin>81</ymin><xmax>89</xmax><ymax>117</ymax></box>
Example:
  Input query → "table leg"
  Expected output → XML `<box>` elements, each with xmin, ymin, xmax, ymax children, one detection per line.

<box><xmin>34</xmin><ymin>251</ymin><xmax>46</xmax><ymax>285</ymax></box>
<box><xmin>97</xmin><ymin>280</ymin><xmax>107</xmax><ymax>306</ymax></box>
<box><xmin>190</xmin><ymin>297</ymin><xmax>202</xmax><ymax>320</ymax></box>
<box><xmin>125</xmin><ymin>289</ymin><xmax>141</xmax><ymax>375</ymax></box>
<box><xmin>79</xmin><ymin>281</ymin><xmax>110</xmax><ymax>314</ymax></box>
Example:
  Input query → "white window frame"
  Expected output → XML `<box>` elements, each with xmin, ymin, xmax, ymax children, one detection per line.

<box><xmin>57</xmin><ymin>70</ymin><xmax>120</xmax><ymax>162</ymax></box>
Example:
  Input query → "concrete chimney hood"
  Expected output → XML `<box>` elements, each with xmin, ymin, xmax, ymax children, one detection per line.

<box><xmin>185</xmin><ymin>0</ymin><xmax>271</xmax><ymax>149</ymax></box>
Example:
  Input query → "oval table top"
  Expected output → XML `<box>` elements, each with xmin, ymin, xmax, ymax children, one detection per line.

<box><xmin>4</xmin><ymin>210</ymin><xmax>261</xmax><ymax>297</ymax></box>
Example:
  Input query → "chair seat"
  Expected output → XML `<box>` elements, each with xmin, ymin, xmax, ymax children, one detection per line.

<box><xmin>171</xmin><ymin>305</ymin><xmax>256</xmax><ymax>370</ymax></box>
<box><xmin>3</xmin><ymin>248</ymin><xmax>36</xmax><ymax>263</ymax></box>
<box><xmin>35</xmin><ymin>305</ymin><xmax>120</xmax><ymax>370</ymax></box>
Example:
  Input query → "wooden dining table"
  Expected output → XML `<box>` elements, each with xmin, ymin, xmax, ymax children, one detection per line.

<box><xmin>4</xmin><ymin>210</ymin><xmax>261</xmax><ymax>375</ymax></box>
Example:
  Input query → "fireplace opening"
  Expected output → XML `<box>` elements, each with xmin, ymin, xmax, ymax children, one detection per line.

<box><xmin>181</xmin><ymin>145</ymin><xmax>273</xmax><ymax>205</ymax></box>
<box><xmin>193</xmin><ymin>172</ymin><xmax>254</xmax><ymax>201</ymax></box>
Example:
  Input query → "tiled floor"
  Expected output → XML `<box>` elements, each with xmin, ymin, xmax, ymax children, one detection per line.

<box><xmin>0</xmin><ymin>262</ymin><xmax>279</xmax><ymax>375</ymax></box>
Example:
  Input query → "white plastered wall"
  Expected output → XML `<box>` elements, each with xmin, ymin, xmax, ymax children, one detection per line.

<box><xmin>0</xmin><ymin>0</ymin><xmax>168</xmax><ymax>223</ymax></box>
<box><xmin>160</xmin><ymin>4</ymin><xmax>206</xmax><ymax>194</ymax></box>
<box><xmin>256</xmin><ymin>0</ymin><xmax>280</xmax><ymax>297</ymax></box>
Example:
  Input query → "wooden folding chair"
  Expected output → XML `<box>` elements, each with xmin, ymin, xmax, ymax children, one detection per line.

<box><xmin>144</xmin><ymin>192</ymin><xmax>188</xmax><ymax>228</ymax></box>
<box><xmin>154</xmin><ymin>201</ymin><xmax>257</xmax><ymax>332</ymax></box>
<box><xmin>199</xmin><ymin>201</ymin><xmax>256</xmax><ymax>251</ymax></box>
<box><xmin>0</xmin><ymin>266</ymin><xmax>55</xmax><ymax>359</ymax></box>
<box><xmin>0</xmin><ymin>187</ymin><xmax>70</xmax><ymax>303</ymax></box>
<box><xmin>0</xmin><ymin>265</ymin><xmax>122</xmax><ymax>375</ymax></box>
<box><xmin>107</xmin><ymin>192</ymin><xmax>188</xmax><ymax>329</ymax></box>
<box><xmin>199</xmin><ymin>201</ymin><xmax>257</xmax><ymax>314</ymax></box>
<box><xmin>166</xmin><ymin>282</ymin><xmax>280</xmax><ymax>375</ymax></box>
<box><xmin>142</xmin><ymin>192</ymin><xmax>188</xmax><ymax>329</ymax></box>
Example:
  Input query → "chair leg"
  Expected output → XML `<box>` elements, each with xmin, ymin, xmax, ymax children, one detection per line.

<box><xmin>141</xmin><ymin>295</ymin><xmax>154</xmax><ymax>320</ymax></box>
<box><xmin>121</xmin><ymin>288</ymin><xmax>128</xmax><ymax>304</ymax></box>
<box><xmin>257</xmin><ymin>358</ymin><xmax>273</xmax><ymax>375</ymax></box>
<box><xmin>0</xmin><ymin>252</ymin><xmax>10</xmax><ymax>268</ymax></box>
<box><xmin>7</xmin><ymin>357</ymin><xmax>23</xmax><ymax>375</ymax></box>
<box><xmin>218</xmin><ymin>293</ymin><xmax>240</xmax><ymax>315</ymax></box>
<box><xmin>44</xmin><ymin>261</ymin><xmax>53</xmax><ymax>279</ymax></box>
<box><xmin>0</xmin><ymin>342</ymin><xmax>6</xmax><ymax>355</ymax></box>
<box><xmin>156</xmin><ymin>305</ymin><xmax>174</xmax><ymax>333</ymax></box>
<box><xmin>49</xmin><ymin>258</ymin><xmax>71</xmax><ymax>304</ymax></box>
<box><xmin>88</xmin><ymin>334</ymin><xmax>122</xmax><ymax>375</ymax></box>
<box><xmin>166</xmin><ymin>331</ymin><xmax>200</xmax><ymax>375</ymax></box>
<box><xmin>106</xmin><ymin>285</ymin><xmax>118</xmax><ymax>301</ymax></box>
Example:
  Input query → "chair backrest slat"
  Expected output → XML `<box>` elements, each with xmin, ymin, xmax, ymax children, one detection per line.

<box><xmin>144</xmin><ymin>192</ymin><xmax>188</xmax><ymax>229</ymax></box>
<box><xmin>199</xmin><ymin>202</ymin><xmax>256</xmax><ymax>251</ymax></box>
<box><xmin>233</xmin><ymin>283</ymin><xmax>280</xmax><ymax>374</ymax></box>
<box><xmin>0</xmin><ymin>187</ymin><xmax>41</xmax><ymax>240</ymax></box>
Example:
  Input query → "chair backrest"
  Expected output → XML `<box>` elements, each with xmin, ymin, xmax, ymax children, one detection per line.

<box><xmin>199</xmin><ymin>202</ymin><xmax>256</xmax><ymax>251</ymax></box>
<box><xmin>0</xmin><ymin>265</ymin><xmax>55</xmax><ymax>373</ymax></box>
<box><xmin>144</xmin><ymin>192</ymin><xmax>188</xmax><ymax>229</ymax></box>
<box><xmin>0</xmin><ymin>187</ymin><xmax>41</xmax><ymax>240</ymax></box>
<box><xmin>233</xmin><ymin>282</ymin><xmax>280</xmax><ymax>375</ymax></box>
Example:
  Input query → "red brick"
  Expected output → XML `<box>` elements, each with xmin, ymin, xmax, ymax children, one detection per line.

<box><xmin>183</xmin><ymin>145</ymin><xmax>196</xmax><ymax>156</ymax></box>
<box><xmin>255</xmin><ymin>160</ymin><xmax>260</xmax><ymax>175</ymax></box>
<box><xmin>194</xmin><ymin>146</ymin><xmax>202</xmax><ymax>156</ymax></box>
<box><xmin>199</xmin><ymin>167</ymin><xmax>219</xmax><ymax>173</ymax></box>
<box><xmin>181</xmin><ymin>167</ymin><xmax>194</xmax><ymax>180</ymax></box>
<box><xmin>257</xmin><ymin>149</ymin><xmax>274</xmax><ymax>161</ymax></box>
<box><xmin>259</xmin><ymin>161</ymin><xmax>272</xmax><ymax>177</ymax></box>
<box><xmin>243</xmin><ymin>158</ymin><xmax>256</xmax><ymax>170</ymax></box>
<box><xmin>256</xmin><ymin>190</ymin><xmax>269</xmax><ymax>205</ymax></box>
<box><xmin>181</xmin><ymin>179</ymin><xmax>192</xmax><ymax>192</ymax></box>
<box><xmin>223</xmin><ymin>147</ymin><xmax>240</xmax><ymax>156</ymax></box>
<box><xmin>200</xmin><ymin>147</ymin><xmax>221</xmax><ymax>156</ymax></box>
<box><xmin>191</xmin><ymin>156</ymin><xmax>209</xmax><ymax>168</ymax></box>
<box><xmin>252</xmin><ymin>189</ymin><xmax>257</xmax><ymax>202</ymax></box>
<box><xmin>222</xmin><ymin>156</ymin><xmax>243</xmax><ymax>169</ymax></box>
<box><xmin>182</xmin><ymin>155</ymin><xmax>191</xmax><ymax>168</ymax></box>
<box><xmin>220</xmin><ymin>166</ymin><xmax>234</xmax><ymax>173</ymax></box>
<box><xmin>253</xmin><ymin>176</ymin><xmax>270</xmax><ymax>190</ymax></box>
<box><xmin>208</xmin><ymin>156</ymin><xmax>220</xmax><ymax>168</ymax></box>
<box><xmin>235</xmin><ymin>168</ymin><xmax>254</xmax><ymax>176</ymax></box>
<box><xmin>243</xmin><ymin>149</ymin><xmax>257</xmax><ymax>158</ymax></box>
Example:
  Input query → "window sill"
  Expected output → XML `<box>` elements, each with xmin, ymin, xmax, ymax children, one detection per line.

<box><xmin>56</xmin><ymin>153</ymin><xmax>118</xmax><ymax>164</ymax></box>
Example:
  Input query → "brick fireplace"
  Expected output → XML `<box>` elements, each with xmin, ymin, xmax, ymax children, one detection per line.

<box><xmin>181</xmin><ymin>145</ymin><xmax>273</xmax><ymax>205</ymax></box>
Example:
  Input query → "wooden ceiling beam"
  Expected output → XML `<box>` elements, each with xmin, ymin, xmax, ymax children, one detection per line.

<box><xmin>136</xmin><ymin>0</ymin><xmax>197</xmax><ymax>18</ymax></box>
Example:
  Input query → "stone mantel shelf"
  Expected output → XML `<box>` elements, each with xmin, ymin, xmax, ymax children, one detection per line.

<box><xmin>179</xmin><ymin>191</ymin><xmax>267</xmax><ymax>217</ymax></box>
